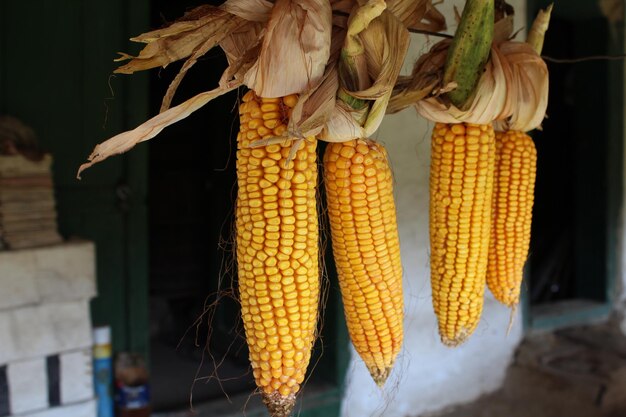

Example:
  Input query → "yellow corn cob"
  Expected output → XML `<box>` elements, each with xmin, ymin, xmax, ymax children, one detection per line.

<box><xmin>323</xmin><ymin>139</ymin><xmax>403</xmax><ymax>386</ymax></box>
<box><xmin>236</xmin><ymin>91</ymin><xmax>319</xmax><ymax>417</ymax></box>
<box><xmin>487</xmin><ymin>130</ymin><xmax>537</xmax><ymax>307</ymax></box>
<box><xmin>430</xmin><ymin>123</ymin><xmax>495</xmax><ymax>346</ymax></box>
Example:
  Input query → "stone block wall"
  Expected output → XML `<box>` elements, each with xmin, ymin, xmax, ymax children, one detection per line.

<box><xmin>0</xmin><ymin>242</ymin><xmax>96</xmax><ymax>417</ymax></box>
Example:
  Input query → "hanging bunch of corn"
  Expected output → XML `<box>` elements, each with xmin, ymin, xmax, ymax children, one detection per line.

<box><xmin>387</xmin><ymin>0</ymin><xmax>549</xmax><ymax>345</ymax></box>
<box><xmin>487</xmin><ymin>6</ymin><xmax>552</xmax><ymax>309</ymax></box>
<box><xmin>75</xmin><ymin>0</ymin><xmax>449</xmax><ymax>411</ymax></box>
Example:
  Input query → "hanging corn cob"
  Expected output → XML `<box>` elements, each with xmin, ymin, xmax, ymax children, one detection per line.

<box><xmin>486</xmin><ymin>131</ymin><xmax>536</xmax><ymax>307</ymax></box>
<box><xmin>430</xmin><ymin>123</ymin><xmax>495</xmax><ymax>345</ymax></box>
<box><xmin>487</xmin><ymin>6</ymin><xmax>551</xmax><ymax>309</ymax></box>
<box><xmin>426</xmin><ymin>0</ymin><xmax>495</xmax><ymax>346</ymax></box>
<box><xmin>319</xmin><ymin>3</ymin><xmax>411</xmax><ymax>385</ymax></box>
<box><xmin>323</xmin><ymin>139</ymin><xmax>403</xmax><ymax>385</ymax></box>
<box><xmin>236</xmin><ymin>91</ymin><xmax>319</xmax><ymax>415</ymax></box>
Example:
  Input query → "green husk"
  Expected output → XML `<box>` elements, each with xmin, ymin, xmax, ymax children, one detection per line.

<box><xmin>442</xmin><ymin>0</ymin><xmax>494</xmax><ymax>109</ymax></box>
<box><xmin>526</xmin><ymin>4</ymin><xmax>553</xmax><ymax>54</ymax></box>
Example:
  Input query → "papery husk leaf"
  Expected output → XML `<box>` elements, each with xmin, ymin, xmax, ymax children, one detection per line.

<box><xmin>340</xmin><ymin>0</ymin><xmax>385</xmax><ymax>92</ymax></box>
<box><xmin>221</xmin><ymin>0</ymin><xmax>273</xmax><ymax>22</ymax></box>
<box><xmin>319</xmin><ymin>102</ymin><xmax>366</xmax><ymax>142</ymax></box>
<box><xmin>494</xmin><ymin>14</ymin><xmax>514</xmax><ymax>43</ymax></box>
<box><xmin>330</xmin><ymin>0</ymin><xmax>354</xmax><ymax>14</ymax></box>
<box><xmin>356</xmin><ymin>10</ymin><xmax>409</xmax><ymax>99</ymax></box>
<box><xmin>288</xmin><ymin>26</ymin><xmax>345</xmax><ymax>138</ymax></box>
<box><xmin>160</xmin><ymin>36</ymin><xmax>218</xmax><ymax>112</ymax></box>
<box><xmin>411</xmin><ymin>41</ymin><xmax>548</xmax><ymax>132</ymax></box>
<box><xmin>527</xmin><ymin>4</ymin><xmax>552</xmax><ymax>54</ymax></box>
<box><xmin>416</xmin><ymin>42</ymin><xmax>508</xmax><ymax>125</ymax></box>
<box><xmin>290</xmin><ymin>61</ymin><xmax>340</xmax><ymax>138</ymax></box>
<box><xmin>493</xmin><ymin>42</ymin><xmax>548</xmax><ymax>131</ymax></box>
<box><xmin>331</xmin><ymin>0</ymin><xmax>447</xmax><ymax>33</ymax></box>
<box><xmin>330</xmin><ymin>4</ymin><xmax>410</xmax><ymax>140</ymax></box>
<box><xmin>130</xmin><ymin>5</ymin><xmax>220</xmax><ymax>42</ymax></box>
<box><xmin>350</xmin><ymin>10</ymin><xmax>409</xmax><ymax>135</ymax></box>
<box><xmin>363</xmin><ymin>89</ymin><xmax>392</xmax><ymax>136</ymax></box>
<box><xmin>387</xmin><ymin>40</ymin><xmax>449</xmax><ymax>114</ymax></box>
<box><xmin>219</xmin><ymin>21</ymin><xmax>265</xmax><ymax>67</ymax></box>
<box><xmin>77</xmin><ymin>82</ymin><xmax>240</xmax><ymax>178</ymax></box>
<box><xmin>386</xmin><ymin>0</ymin><xmax>446</xmax><ymax>32</ymax></box>
<box><xmin>220</xmin><ymin>42</ymin><xmax>262</xmax><ymax>86</ymax></box>
<box><xmin>244</xmin><ymin>0</ymin><xmax>332</xmax><ymax>98</ymax></box>
<box><xmin>115</xmin><ymin>6</ymin><xmax>244</xmax><ymax>74</ymax></box>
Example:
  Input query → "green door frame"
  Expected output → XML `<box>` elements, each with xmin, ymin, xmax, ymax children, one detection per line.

<box><xmin>523</xmin><ymin>0</ymin><xmax>624</xmax><ymax>330</ymax></box>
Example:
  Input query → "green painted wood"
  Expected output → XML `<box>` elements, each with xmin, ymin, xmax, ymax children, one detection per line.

<box><xmin>123</xmin><ymin>0</ymin><xmax>151</xmax><ymax>361</ymax></box>
<box><xmin>604</xmin><ymin>15</ymin><xmax>624</xmax><ymax>305</ymax></box>
<box><xmin>0</xmin><ymin>0</ymin><xmax>6</xmax><ymax>114</ymax></box>
<box><xmin>525</xmin><ymin>0</ymin><xmax>623</xmax><ymax>330</ymax></box>
<box><xmin>1</xmin><ymin>0</ymin><xmax>149</xmax><ymax>357</ymax></box>
<box><xmin>529</xmin><ymin>302</ymin><xmax>611</xmax><ymax>330</ymax></box>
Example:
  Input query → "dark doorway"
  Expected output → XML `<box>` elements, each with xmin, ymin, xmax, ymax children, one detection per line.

<box><xmin>526</xmin><ymin>1</ymin><xmax>623</xmax><ymax>327</ymax></box>
<box><xmin>146</xmin><ymin>0</ymin><xmax>255</xmax><ymax>411</ymax></box>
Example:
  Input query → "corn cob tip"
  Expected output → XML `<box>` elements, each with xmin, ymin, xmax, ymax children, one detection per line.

<box><xmin>368</xmin><ymin>365</ymin><xmax>393</xmax><ymax>388</ymax></box>
<box><xmin>262</xmin><ymin>392</ymin><xmax>296</xmax><ymax>417</ymax></box>
<box><xmin>441</xmin><ymin>327</ymin><xmax>472</xmax><ymax>347</ymax></box>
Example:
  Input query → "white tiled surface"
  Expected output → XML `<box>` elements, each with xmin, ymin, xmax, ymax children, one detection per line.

<box><xmin>0</xmin><ymin>242</ymin><xmax>96</xmax><ymax>312</ymax></box>
<box><xmin>60</xmin><ymin>349</ymin><xmax>93</xmax><ymax>405</ymax></box>
<box><xmin>7</xmin><ymin>358</ymin><xmax>47</xmax><ymax>414</ymax></box>
<box><xmin>0</xmin><ymin>301</ymin><xmax>92</xmax><ymax>365</ymax></box>
<box><xmin>13</xmin><ymin>399</ymin><xmax>96</xmax><ymax>417</ymax></box>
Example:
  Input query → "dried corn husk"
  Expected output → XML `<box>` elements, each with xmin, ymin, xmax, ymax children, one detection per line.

<box><xmin>221</xmin><ymin>0</ymin><xmax>273</xmax><ymax>22</ymax></box>
<box><xmin>77</xmin><ymin>83</ymin><xmax>240</xmax><ymax>178</ymax></box>
<box><xmin>318</xmin><ymin>1</ymin><xmax>410</xmax><ymax>142</ymax></box>
<box><xmin>78</xmin><ymin>0</ymin><xmax>334</xmax><ymax>176</ymax></box>
<box><xmin>244</xmin><ymin>0</ymin><xmax>332</xmax><ymax>97</ymax></box>
<box><xmin>492</xmin><ymin>42</ymin><xmax>548</xmax><ymax>131</ymax></box>
<box><xmin>389</xmin><ymin>39</ymin><xmax>548</xmax><ymax>133</ymax></box>
<box><xmin>331</xmin><ymin>0</ymin><xmax>446</xmax><ymax>33</ymax></box>
<box><xmin>114</xmin><ymin>6</ymin><xmax>244</xmax><ymax>75</ymax></box>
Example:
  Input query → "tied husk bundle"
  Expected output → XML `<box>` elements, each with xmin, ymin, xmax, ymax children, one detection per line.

<box><xmin>389</xmin><ymin>3</ymin><xmax>549</xmax><ymax>134</ymax></box>
<box><xmin>319</xmin><ymin>0</ymin><xmax>411</xmax><ymax>142</ymax></box>
<box><xmin>429</xmin><ymin>41</ymin><xmax>546</xmax><ymax>132</ymax></box>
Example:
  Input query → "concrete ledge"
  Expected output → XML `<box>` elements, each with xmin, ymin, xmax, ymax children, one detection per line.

<box><xmin>0</xmin><ymin>241</ymin><xmax>96</xmax><ymax>311</ymax></box>
<box><xmin>0</xmin><ymin>301</ymin><xmax>92</xmax><ymax>365</ymax></box>
<box><xmin>60</xmin><ymin>349</ymin><xmax>93</xmax><ymax>405</ymax></box>
<box><xmin>7</xmin><ymin>358</ymin><xmax>47</xmax><ymax>414</ymax></box>
<box><xmin>12</xmin><ymin>399</ymin><xmax>95</xmax><ymax>417</ymax></box>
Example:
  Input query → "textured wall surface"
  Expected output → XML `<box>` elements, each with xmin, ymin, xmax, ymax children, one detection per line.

<box><xmin>341</xmin><ymin>2</ymin><xmax>527</xmax><ymax>415</ymax></box>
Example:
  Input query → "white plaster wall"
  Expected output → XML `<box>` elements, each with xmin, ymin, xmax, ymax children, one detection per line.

<box><xmin>342</xmin><ymin>2</ymin><xmax>526</xmax><ymax>416</ymax></box>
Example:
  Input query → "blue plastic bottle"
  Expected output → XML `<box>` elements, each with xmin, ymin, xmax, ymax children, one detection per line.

<box><xmin>93</xmin><ymin>326</ymin><xmax>114</xmax><ymax>417</ymax></box>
